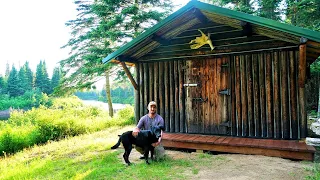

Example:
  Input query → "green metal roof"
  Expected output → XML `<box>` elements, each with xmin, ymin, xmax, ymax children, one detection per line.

<box><xmin>102</xmin><ymin>0</ymin><xmax>320</xmax><ymax>64</ymax></box>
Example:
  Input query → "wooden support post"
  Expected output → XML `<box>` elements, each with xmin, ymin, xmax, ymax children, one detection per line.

<box><xmin>299</xmin><ymin>44</ymin><xmax>307</xmax><ymax>138</ymax></box>
<box><xmin>120</xmin><ymin>62</ymin><xmax>138</xmax><ymax>90</ymax></box>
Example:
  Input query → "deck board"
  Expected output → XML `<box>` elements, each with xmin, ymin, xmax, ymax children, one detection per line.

<box><xmin>162</xmin><ymin>133</ymin><xmax>315</xmax><ymax>161</ymax></box>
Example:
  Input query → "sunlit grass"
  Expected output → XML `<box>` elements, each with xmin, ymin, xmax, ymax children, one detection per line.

<box><xmin>0</xmin><ymin>125</ymin><xmax>197</xmax><ymax>180</ymax></box>
<box><xmin>1</xmin><ymin>124</ymin><xmax>315</xmax><ymax>179</ymax></box>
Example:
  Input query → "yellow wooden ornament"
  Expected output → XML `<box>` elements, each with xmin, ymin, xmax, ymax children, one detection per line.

<box><xmin>189</xmin><ymin>29</ymin><xmax>214</xmax><ymax>51</ymax></box>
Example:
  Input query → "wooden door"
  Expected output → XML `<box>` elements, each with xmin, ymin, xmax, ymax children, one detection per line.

<box><xmin>185</xmin><ymin>57</ymin><xmax>230</xmax><ymax>135</ymax></box>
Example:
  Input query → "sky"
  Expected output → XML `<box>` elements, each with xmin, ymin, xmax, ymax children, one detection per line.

<box><xmin>0</xmin><ymin>0</ymin><xmax>189</xmax><ymax>78</ymax></box>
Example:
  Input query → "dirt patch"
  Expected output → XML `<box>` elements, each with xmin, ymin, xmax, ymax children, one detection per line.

<box><xmin>116</xmin><ymin>148</ymin><xmax>314</xmax><ymax>180</ymax></box>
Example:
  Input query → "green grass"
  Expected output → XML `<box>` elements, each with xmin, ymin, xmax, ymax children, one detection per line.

<box><xmin>0</xmin><ymin>126</ymin><xmax>194</xmax><ymax>180</ymax></box>
<box><xmin>0</xmin><ymin>124</ymin><xmax>317</xmax><ymax>179</ymax></box>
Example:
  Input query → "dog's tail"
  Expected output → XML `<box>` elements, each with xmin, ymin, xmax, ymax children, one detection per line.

<box><xmin>111</xmin><ymin>135</ymin><xmax>121</xmax><ymax>149</ymax></box>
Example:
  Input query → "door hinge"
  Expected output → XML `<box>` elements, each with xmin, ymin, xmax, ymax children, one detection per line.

<box><xmin>219</xmin><ymin>89</ymin><xmax>230</xmax><ymax>95</ymax></box>
<box><xmin>192</xmin><ymin>97</ymin><xmax>208</xmax><ymax>103</ymax></box>
<box><xmin>221</xmin><ymin>63</ymin><xmax>229</xmax><ymax>67</ymax></box>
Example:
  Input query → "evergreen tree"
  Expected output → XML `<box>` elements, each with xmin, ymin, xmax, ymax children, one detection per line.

<box><xmin>42</xmin><ymin>61</ymin><xmax>51</xmax><ymax>94</ymax></box>
<box><xmin>51</xmin><ymin>67</ymin><xmax>62</xmax><ymax>94</ymax></box>
<box><xmin>214</xmin><ymin>0</ymin><xmax>254</xmax><ymax>14</ymax></box>
<box><xmin>35</xmin><ymin>61</ymin><xmax>44</xmax><ymax>91</ymax></box>
<box><xmin>0</xmin><ymin>75</ymin><xmax>6</xmax><ymax>94</ymax></box>
<box><xmin>285</xmin><ymin>0</ymin><xmax>320</xmax><ymax>31</ymax></box>
<box><xmin>7</xmin><ymin>66</ymin><xmax>20</xmax><ymax>97</ymax></box>
<box><xmin>257</xmin><ymin>0</ymin><xmax>282</xmax><ymax>20</ymax></box>
<box><xmin>17</xmin><ymin>66</ymin><xmax>27</xmax><ymax>95</ymax></box>
<box><xmin>35</xmin><ymin>60</ymin><xmax>51</xmax><ymax>94</ymax></box>
<box><xmin>60</xmin><ymin>0</ymin><xmax>174</xmax><ymax>116</ymax></box>
<box><xmin>23</xmin><ymin>61</ymin><xmax>34</xmax><ymax>91</ymax></box>
<box><xmin>5</xmin><ymin>61</ymin><xmax>10</xmax><ymax>79</ymax></box>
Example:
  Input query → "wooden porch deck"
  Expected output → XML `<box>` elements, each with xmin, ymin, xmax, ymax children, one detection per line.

<box><xmin>162</xmin><ymin>133</ymin><xmax>316</xmax><ymax>161</ymax></box>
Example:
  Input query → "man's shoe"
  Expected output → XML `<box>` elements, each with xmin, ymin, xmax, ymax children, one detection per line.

<box><xmin>139</xmin><ymin>156</ymin><xmax>145</xmax><ymax>160</ymax></box>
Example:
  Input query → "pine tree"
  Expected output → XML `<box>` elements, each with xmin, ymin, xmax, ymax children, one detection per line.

<box><xmin>23</xmin><ymin>61</ymin><xmax>34</xmax><ymax>91</ymax></box>
<box><xmin>50</xmin><ymin>67</ymin><xmax>61</xmax><ymax>94</ymax></box>
<box><xmin>17</xmin><ymin>66</ymin><xmax>27</xmax><ymax>95</ymax></box>
<box><xmin>0</xmin><ymin>75</ymin><xmax>6</xmax><ymax>94</ymax></box>
<box><xmin>5</xmin><ymin>62</ymin><xmax>10</xmax><ymax>79</ymax></box>
<box><xmin>7</xmin><ymin>66</ymin><xmax>20</xmax><ymax>97</ymax></box>
<box><xmin>35</xmin><ymin>61</ymin><xmax>44</xmax><ymax>91</ymax></box>
<box><xmin>257</xmin><ymin>0</ymin><xmax>282</xmax><ymax>20</ymax></box>
<box><xmin>60</xmin><ymin>0</ymin><xmax>174</xmax><ymax>117</ymax></box>
<box><xmin>42</xmin><ymin>61</ymin><xmax>51</xmax><ymax>94</ymax></box>
<box><xmin>35</xmin><ymin>60</ymin><xmax>51</xmax><ymax>94</ymax></box>
<box><xmin>285</xmin><ymin>0</ymin><xmax>320</xmax><ymax>31</ymax></box>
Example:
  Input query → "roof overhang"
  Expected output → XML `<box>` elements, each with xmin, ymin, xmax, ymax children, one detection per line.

<box><xmin>102</xmin><ymin>0</ymin><xmax>320</xmax><ymax>65</ymax></box>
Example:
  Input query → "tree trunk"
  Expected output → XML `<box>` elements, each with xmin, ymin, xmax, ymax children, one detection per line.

<box><xmin>105</xmin><ymin>70</ymin><xmax>113</xmax><ymax>117</ymax></box>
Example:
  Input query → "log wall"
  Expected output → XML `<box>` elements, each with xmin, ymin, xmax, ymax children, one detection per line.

<box><xmin>230</xmin><ymin>50</ymin><xmax>305</xmax><ymax>139</ymax></box>
<box><xmin>136</xmin><ymin>61</ymin><xmax>186</xmax><ymax>133</ymax></box>
<box><xmin>134</xmin><ymin>49</ymin><xmax>307</xmax><ymax>139</ymax></box>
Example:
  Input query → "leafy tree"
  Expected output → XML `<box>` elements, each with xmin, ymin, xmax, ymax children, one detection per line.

<box><xmin>7</xmin><ymin>66</ymin><xmax>20</xmax><ymax>97</ymax></box>
<box><xmin>60</xmin><ymin>0</ymin><xmax>174</xmax><ymax>117</ymax></box>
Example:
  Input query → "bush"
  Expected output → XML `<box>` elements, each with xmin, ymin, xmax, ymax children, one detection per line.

<box><xmin>0</xmin><ymin>97</ymin><xmax>135</xmax><ymax>156</ymax></box>
<box><xmin>0</xmin><ymin>125</ymin><xmax>39</xmax><ymax>156</ymax></box>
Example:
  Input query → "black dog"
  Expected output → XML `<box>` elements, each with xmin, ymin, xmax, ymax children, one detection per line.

<box><xmin>111</xmin><ymin>126</ymin><xmax>164</xmax><ymax>165</ymax></box>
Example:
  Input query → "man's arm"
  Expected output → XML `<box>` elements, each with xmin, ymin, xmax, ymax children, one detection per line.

<box><xmin>132</xmin><ymin>115</ymin><xmax>145</xmax><ymax>137</ymax></box>
<box><xmin>132</xmin><ymin>127</ymin><xmax>140</xmax><ymax>137</ymax></box>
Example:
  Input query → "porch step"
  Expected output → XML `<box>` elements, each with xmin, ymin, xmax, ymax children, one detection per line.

<box><xmin>162</xmin><ymin>133</ymin><xmax>316</xmax><ymax>161</ymax></box>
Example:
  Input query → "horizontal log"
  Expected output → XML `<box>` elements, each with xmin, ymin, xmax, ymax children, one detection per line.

<box><xmin>177</xmin><ymin>25</ymin><xmax>237</xmax><ymax>37</ymax></box>
<box><xmin>154</xmin><ymin>35</ymin><xmax>272</xmax><ymax>52</ymax></box>
<box><xmin>169</xmin><ymin>30</ymin><xmax>248</xmax><ymax>44</ymax></box>
<box><xmin>150</xmin><ymin>39</ymin><xmax>277</xmax><ymax>55</ymax></box>
<box><xmin>140</xmin><ymin>41</ymin><xmax>296</xmax><ymax>61</ymax></box>
<box><xmin>307</xmin><ymin>40</ymin><xmax>320</xmax><ymax>48</ymax></box>
<box><xmin>307</xmin><ymin>47</ymin><xmax>320</xmax><ymax>54</ymax></box>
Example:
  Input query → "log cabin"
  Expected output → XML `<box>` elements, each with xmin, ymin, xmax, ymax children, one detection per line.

<box><xmin>103</xmin><ymin>0</ymin><xmax>320</xmax><ymax>160</ymax></box>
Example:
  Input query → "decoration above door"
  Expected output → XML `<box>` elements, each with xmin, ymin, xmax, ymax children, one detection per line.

<box><xmin>189</xmin><ymin>29</ymin><xmax>215</xmax><ymax>51</ymax></box>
